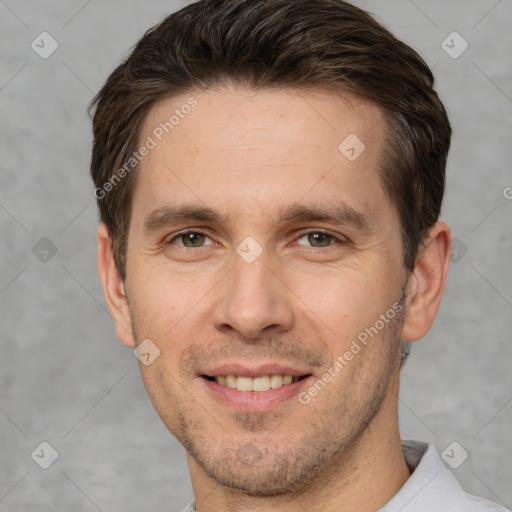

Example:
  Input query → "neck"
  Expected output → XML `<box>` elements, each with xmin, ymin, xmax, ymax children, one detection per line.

<box><xmin>188</xmin><ymin>378</ymin><xmax>411</xmax><ymax>512</ymax></box>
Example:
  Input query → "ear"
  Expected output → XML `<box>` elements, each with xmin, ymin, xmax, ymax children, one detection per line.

<box><xmin>401</xmin><ymin>221</ymin><xmax>451</xmax><ymax>342</ymax></box>
<box><xmin>96</xmin><ymin>224</ymin><xmax>136</xmax><ymax>348</ymax></box>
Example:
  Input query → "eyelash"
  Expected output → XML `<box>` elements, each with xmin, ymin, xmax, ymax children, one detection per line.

<box><xmin>167</xmin><ymin>229</ymin><xmax>345</xmax><ymax>249</ymax></box>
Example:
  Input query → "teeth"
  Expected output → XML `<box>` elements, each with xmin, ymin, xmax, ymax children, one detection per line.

<box><xmin>236</xmin><ymin>376</ymin><xmax>253</xmax><ymax>391</ymax></box>
<box><xmin>214</xmin><ymin>374</ymin><xmax>298</xmax><ymax>391</ymax></box>
<box><xmin>252</xmin><ymin>376</ymin><xmax>270</xmax><ymax>391</ymax></box>
<box><xmin>270</xmin><ymin>375</ymin><xmax>283</xmax><ymax>389</ymax></box>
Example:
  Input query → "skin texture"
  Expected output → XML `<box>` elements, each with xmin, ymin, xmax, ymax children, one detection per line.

<box><xmin>97</xmin><ymin>85</ymin><xmax>451</xmax><ymax>512</ymax></box>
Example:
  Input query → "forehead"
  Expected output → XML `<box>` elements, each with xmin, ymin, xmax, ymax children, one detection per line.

<box><xmin>132</xmin><ymin>85</ymin><xmax>391</xmax><ymax>228</ymax></box>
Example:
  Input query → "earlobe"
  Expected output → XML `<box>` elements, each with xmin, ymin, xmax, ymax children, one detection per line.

<box><xmin>96</xmin><ymin>224</ymin><xmax>136</xmax><ymax>348</ymax></box>
<box><xmin>401</xmin><ymin>221</ymin><xmax>451</xmax><ymax>342</ymax></box>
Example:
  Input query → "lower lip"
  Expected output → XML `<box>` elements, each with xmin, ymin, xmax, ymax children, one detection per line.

<box><xmin>201</xmin><ymin>376</ymin><xmax>313</xmax><ymax>412</ymax></box>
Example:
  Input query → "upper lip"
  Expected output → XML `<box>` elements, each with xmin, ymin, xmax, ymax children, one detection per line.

<box><xmin>201</xmin><ymin>363</ymin><xmax>313</xmax><ymax>378</ymax></box>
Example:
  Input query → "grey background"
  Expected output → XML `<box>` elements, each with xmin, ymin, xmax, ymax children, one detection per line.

<box><xmin>1</xmin><ymin>0</ymin><xmax>511</xmax><ymax>510</ymax></box>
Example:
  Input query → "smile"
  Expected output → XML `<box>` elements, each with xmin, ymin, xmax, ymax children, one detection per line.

<box><xmin>203</xmin><ymin>374</ymin><xmax>308</xmax><ymax>392</ymax></box>
<box><xmin>200</xmin><ymin>371</ymin><xmax>313</xmax><ymax>412</ymax></box>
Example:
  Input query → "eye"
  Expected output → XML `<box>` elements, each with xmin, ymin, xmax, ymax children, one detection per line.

<box><xmin>166</xmin><ymin>229</ymin><xmax>344</xmax><ymax>250</ymax></box>
<box><xmin>295</xmin><ymin>230</ymin><xmax>342</xmax><ymax>248</ymax></box>
<box><xmin>168</xmin><ymin>230</ymin><xmax>213</xmax><ymax>248</ymax></box>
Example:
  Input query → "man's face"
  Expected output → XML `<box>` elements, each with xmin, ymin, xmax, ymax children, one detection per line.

<box><xmin>122</xmin><ymin>86</ymin><xmax>409</xmax><ymax>495</ymax></box>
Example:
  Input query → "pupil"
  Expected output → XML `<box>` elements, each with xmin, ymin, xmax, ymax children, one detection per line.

<box><xmin>185</xmin><ymin>233</ymin><xmax>203</xmax><ymax>247</ymax></box>
<box><xmin>309</xmin><ymin>232</ymin><xmax>330</xmax><ymax>247</ymax></box>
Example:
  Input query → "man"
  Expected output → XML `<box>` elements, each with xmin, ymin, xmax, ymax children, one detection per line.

<box><xmin>89</xmin><ymin>1</ymin><xmax>509</xmax><ymax>511</ymax></box>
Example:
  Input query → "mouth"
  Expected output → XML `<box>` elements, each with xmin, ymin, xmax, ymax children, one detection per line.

<box><xmin>199</xmin><ymin>367</ymin><xmax>314</xmax><ymax>412</ymax></box>
<box><xmin>201</xmin><ymin>374</ymin><xmax>311</xmax><ymax>391</ymax></box>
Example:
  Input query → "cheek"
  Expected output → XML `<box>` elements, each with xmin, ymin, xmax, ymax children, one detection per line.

<box><xmin>127</xmin><ymin>264</ymin><xmax>196</xmax><ymax>336</ymax></box>
<box><xmin>127</xmin><ymin>267</ymin><xmax>210</xmax><ymax>378</ymax></box>
<box><xmin>288</xmin><ymin>264</ymin><xmax>395</xmax><ymax>341</ymax></box>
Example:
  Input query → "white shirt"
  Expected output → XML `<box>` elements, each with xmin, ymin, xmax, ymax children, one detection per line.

<box><xmin>182</xmin><ymin>440</ymin><xmax>510</xmax><ymax>512</ymax></box>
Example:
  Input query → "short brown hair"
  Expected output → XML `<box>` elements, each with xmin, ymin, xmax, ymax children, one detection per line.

<box><xmin>89</xmin><ymin>0</ymin><xmax>451</xmax><ymax>280</ymax></box>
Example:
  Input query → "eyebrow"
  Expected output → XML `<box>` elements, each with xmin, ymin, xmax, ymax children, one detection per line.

<box><xmin>277</xmin><ymin>203</ymin><xmax>372</xmax><ymax>232</ymax></box>
<box><xmin>142</xmin><ymin>202</ymin><xmax>372</xmax><ymax>235</ymax></box>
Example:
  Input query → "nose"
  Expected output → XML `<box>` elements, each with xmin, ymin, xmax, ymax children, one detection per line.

<box><xmin>211</xmin><ymin>247</ymin><xmax>295</xmax><ymax>340</ymax></box>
